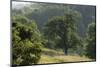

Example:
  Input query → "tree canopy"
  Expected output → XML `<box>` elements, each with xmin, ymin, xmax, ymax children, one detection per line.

<box><xmin>44</xmin><ymin>11</ymin><xmax>82</xmax><ymax>55</ymax></box>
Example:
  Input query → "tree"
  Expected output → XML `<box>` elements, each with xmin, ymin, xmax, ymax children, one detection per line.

<box><xmin>44</xmin><ymin>11</ymin><xmax>81</xmax><ymax>55</ymax></box>
<box><xmin>12</xmin><ymin>16</ymin><xmax>42</xmax><ymax>65</ymax></box>
<box><xmin>85</xmin><ymin>22</ymin><xmax>96</xmax><ymax>59</ymax></box>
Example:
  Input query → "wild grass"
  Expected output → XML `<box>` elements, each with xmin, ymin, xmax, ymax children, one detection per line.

<box><xmin>38</xmin><ymin>48</ymin><xmax>93</xmax><ymax>64</ymax></box>
<box><xmin>38</xmin><ymin>55</ymin><xmax>92</xmax><ymax>64</ymax></box>
<box><xmin>41</xmin><ymin>48</ymin><xmax>64</xmax><ymax>56</ymax></box>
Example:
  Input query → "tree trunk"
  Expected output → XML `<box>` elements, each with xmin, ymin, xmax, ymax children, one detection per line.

<box><xmin>62</xmin><ymin>36</ymin><xmax>68</xmax><ymax>55</ymax></box>
<box><xmin>63</xmin><ymin>45</ymin><xmax>68</xmax><ymax>55</ymax></box>
<box><xmin>63</xmin><ymin>34</ymin><xmax>69</xmax><ymax>55</ymax></box>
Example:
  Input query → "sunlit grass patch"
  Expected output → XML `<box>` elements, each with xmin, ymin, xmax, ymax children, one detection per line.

<box><xmin>38</xmin><ymin>54</ymin><xmax>93</xmax><ymax>64</ymax></box>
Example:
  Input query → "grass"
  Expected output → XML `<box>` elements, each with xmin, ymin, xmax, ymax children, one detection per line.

<box><xmin>38</xmin><ymin>55</ymin><xmax>93</xmax><ymax>64</ymax></box>
<box><xmin>38</xmin><ymin>48</ymin><xmax>93</xmax><ymax>64</ymax></box>
<box><xmin>41</xmin><ymin>48</ymin><xmax>64</xmax><ymax>56</ymax></box>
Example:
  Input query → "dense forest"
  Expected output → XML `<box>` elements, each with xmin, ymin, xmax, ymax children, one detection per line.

<box><xmin>12</xmin><ymin>1</ymin><xmax>96</xmax><ymax>66</ymax></box>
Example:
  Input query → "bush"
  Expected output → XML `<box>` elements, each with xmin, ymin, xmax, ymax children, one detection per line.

<box><xmin>85</xmin><ymin>22</ymin><xmax>96</xmax><ymax>59</ymax></box>
<box><xmin>12</xmin><ymin>16</ymin><xmax>42</xmax><ymax>65</ymax></box>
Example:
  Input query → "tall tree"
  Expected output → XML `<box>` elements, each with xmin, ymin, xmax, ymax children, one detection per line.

<box><xmin>44</xmin><ymin>11</ymin><xmax>81</xmax><ymax>55</ymax></box>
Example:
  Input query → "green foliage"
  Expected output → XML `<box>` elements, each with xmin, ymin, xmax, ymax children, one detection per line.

<box><xmin>44</xmin><ymin>11</ymin><xmax>82</xmax><ymax>55</ymax></box>
<box><xmin>12</xmin><ymin>16</ymin><xmax>42</xmax><ymax>65</ymax></box>
<box><xmin>12</xmin><ymin>3</ymin><xmax>96</xmax><ymax>64</ymax></box>
<box><xmin>85</xmin><ymin>22</ymin><xmax>96</xmax><ymax>59</ymax></box>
